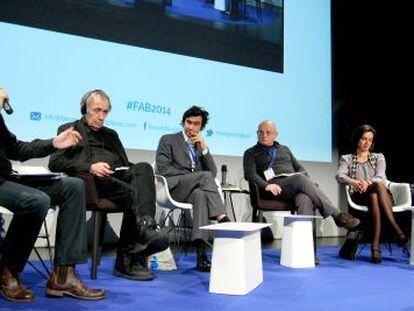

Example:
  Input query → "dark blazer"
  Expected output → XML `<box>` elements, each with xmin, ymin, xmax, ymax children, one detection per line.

<box><xmin>48</xmin><ymin>119</ymin><xmax>130</xmax><ymax>174</ymax></box>
<box><xmin>1</xmin><ymin>114</ymin><xmax>55</xmax><ymax>184</ymax></box>
<box><xmin>155</xmin><ymin>132</ymin><xmax>217</xmax><ymax>190</ymax></box>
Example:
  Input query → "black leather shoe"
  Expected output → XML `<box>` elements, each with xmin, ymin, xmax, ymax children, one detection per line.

<box><xmin>138</xmin><ymin>216</ymin><xmax>170</xmax><ymax>257</ymax></box>
<box><xmin>334</xmin><ymin>212</ymin><xmax>361</xmax><ymax>231</ymax></box>
<box><xmin>314</xmin><ymin>253</ymin><xmax>321</xmax><ymax>265</ymax></box>
<box><xmin>196</xmin><ymin>253</ymin><xmax>211</xmax><ymax>272</ymax></box>
<box><xmin>113</xmin><ymin>249</ymin><xmax>154</xmax><ymax>281</ymax></box>
<box><xmin>194</xmin><ymin>240</ymin><xmax>211</xmax><ymax>272</ymax></box>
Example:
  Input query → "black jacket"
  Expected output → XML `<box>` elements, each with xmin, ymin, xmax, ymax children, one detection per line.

<box><xmin>0</xmin><ymin>113</ymin><xmax>55</xmax><ymax>184</ymax></box>
<box><xmin>48</xmin><ymin>119</ymin><xmax>130</xmax><ymax>174</ymax></box>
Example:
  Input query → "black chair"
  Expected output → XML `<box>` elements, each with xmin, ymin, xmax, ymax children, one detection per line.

<box><xmin>248</xmin><ymin>182</ymin><xmax>319</xmax><ymax>254</ymax></box>
<box><xmin>76</xmin><ymin>174</ymin><xmax>124</xmax><ymax>279</ymax></box>
<box><xmin>248</xmin><ymin>182</ymin><xmax>295</xmax><ymax>222</ymax></box>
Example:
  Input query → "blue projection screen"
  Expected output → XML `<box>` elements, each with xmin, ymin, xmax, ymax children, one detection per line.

<box><xmin>0</xmin><ymin>0</ymin><xmax>331</xmax><ymax>162</ymax></box>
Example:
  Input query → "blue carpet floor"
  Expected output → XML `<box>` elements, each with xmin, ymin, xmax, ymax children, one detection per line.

<box><xmin>1</xmin><ymin>246</ymin><xmax>414</xmax><ymax>311</ymax></box>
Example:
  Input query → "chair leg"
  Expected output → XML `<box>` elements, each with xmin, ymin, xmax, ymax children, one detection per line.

<box><xmin>258</xmin><ymin>210</ymin><xmax>264</xmax><ymax>223</ymax></box>
<box><xmin>97</xmin><ymin>213</ymin><xmax>107</xmax><ymax>267</ymax></box>
<box><xmin>91</xmin><ymin>211</ymin><xmax>103</xmax><ymax>279</ymax></box>
<box><xmin>32</xmin><ymin>247</ymin><xmax>51</xmax><ymax>278</ymax></box>
<box><xmin>43</xmin><ymin>219</ymin><xmax>53</xmax><ymax>269</ymax></box>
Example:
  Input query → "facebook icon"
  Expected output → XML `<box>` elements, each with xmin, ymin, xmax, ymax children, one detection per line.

<box><xmin>30</xmin><ymin>112</ymin><xmax>42</xmax><ymax>121</ymax></box>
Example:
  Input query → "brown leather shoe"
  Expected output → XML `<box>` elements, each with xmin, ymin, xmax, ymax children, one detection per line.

<box><xmin>46</xmin><ymin>266</ymin><xmax>105</xmax><ymax>300</ymax></box>
<box><xmin>0</xmin><ymin>265</ymin><xmax>34</xmax><ymax>302</ymax></box>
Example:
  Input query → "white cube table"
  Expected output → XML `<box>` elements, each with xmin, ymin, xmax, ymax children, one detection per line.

<box><xmin>276</xmin><ymin>214</ymin><xmax>322</xmax><ymax>268</ymax></box>
<box><xmin>200</xmin><ymin>222</ymin><xmax>271</xmax><ymax>295</ymax></box>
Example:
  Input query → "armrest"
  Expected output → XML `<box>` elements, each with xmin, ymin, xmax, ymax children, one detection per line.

<box><xmin>248</xmin><ymin>182</ymin><xmax>293</xmax><ymax>211</ymax></box>
<box><xmin>389</xmin><ymin>182</ymin><xmax>412</xmax><ymax>210</ymax></box>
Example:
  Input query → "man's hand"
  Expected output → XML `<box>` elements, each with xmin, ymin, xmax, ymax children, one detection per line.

<box><xmin>190</xmin><ymin>134</ymin><xmax>207</xmax><ymax>152</ymax></box>
<box><xmin>53</xmin><ymin>127</ymin><xmax>82</xmax><ymax>149</ymax></box>
<box><xmin>265</xmin><ymin>183</ymin><xmax>282</xmax><ymax>196</ymax></box>
<box><xmin>89</xmin><ymin>162</ymin><xmax>114</xmax><ymax>178</ymax></box>
<box><xmin>0</xmin><ymin>87</ymin><xmax>9</xmax><ymax>110</ymax></box>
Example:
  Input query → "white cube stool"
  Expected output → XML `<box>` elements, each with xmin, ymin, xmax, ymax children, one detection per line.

<box><xmin>276</xmin><ymin>215</ymin><xmax>322</xmax><ymax>268</ymax></box>
<box><xmin>200</xmin><ymin>222</ymin><xmax>271</xmax><ymax>295</ymax></box>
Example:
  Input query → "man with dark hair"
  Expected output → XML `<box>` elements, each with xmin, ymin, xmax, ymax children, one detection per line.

<box><xmin>49</xmin><ymin>89</ymin><xmax>169</xmax><ymax>281</ymax></box>
<box><xmin>156</xmin><ymin>106</ymin><xmax>229</xmax><ymax>272</ymax></box>
<box><xmin>0</xmin><ymin>87</ymin><xmax>105</xmax><ymax>302</ymax></box>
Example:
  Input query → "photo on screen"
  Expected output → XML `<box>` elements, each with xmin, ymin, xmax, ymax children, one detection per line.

<box><xmin>0</xmin><ymin>0</ymin><xmax>284</xmax><ymax>73</ymax></box>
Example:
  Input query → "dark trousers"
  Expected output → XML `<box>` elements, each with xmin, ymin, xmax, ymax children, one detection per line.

<box><xmin>268</xmin><ymin>174</ymin><xmax>339</xmax><ymax>218</ymax></box>
<box><xmin>0</xmin><ymin>177</ymin><xmax>87</xmax><ymax>275</ymax></box>
<box><xmin>170</xmin><ymin>171</ymin><xmax>226</xmax><ymax>242</ymax></box>
<box><xmin>95</xmin><ymin>162</ymin><xmax>155</xmax><ymax>250</ymax></box>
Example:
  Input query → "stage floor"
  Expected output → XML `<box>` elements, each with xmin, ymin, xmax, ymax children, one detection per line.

<box><xmin>1</xmin><ymin>243</ymin><xmax>413</xmax><ymax>310</ymax></box>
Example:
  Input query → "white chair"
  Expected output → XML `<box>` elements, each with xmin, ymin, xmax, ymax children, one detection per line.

<box><xmin>344</xmin><ymin>182</ymin><xmax>411</xmax><ymax>255</ymax></box>
<box><xmin>346</xmin><ymin>182</ymin><xmax>412</xmax><ymax>212</ymax></box>
<box><xmin>155</xmin><ymin>174</ymin><xmax>193</xmax><ymax>262</ymax></box>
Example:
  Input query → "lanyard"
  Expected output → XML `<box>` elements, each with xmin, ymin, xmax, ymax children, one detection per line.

<box><xmin>185</xmin><ymin>142</ymin><xmax>198</xmax><ymax>169</ymax></box>
<box><xmin>259</xmin><ymin>145</ymin><xmax>277</xmax><ymax>169</ymax></box>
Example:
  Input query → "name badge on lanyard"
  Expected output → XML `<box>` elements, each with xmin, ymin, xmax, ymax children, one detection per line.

<box><xmin>186</xmin><ymin>142</ymin><xmax>198</xmax><ymax>171</ymax></box>
<box><xmin>261</xmin><ymin>145</ymin><xmax>277</xmax><ymax>181</ymax></box>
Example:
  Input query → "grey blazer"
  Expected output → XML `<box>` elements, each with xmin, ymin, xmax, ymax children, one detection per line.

<box><xmin>155</xmin><ymin>132</ymin><xmax>217</xmax><ymax>190</ymax></box>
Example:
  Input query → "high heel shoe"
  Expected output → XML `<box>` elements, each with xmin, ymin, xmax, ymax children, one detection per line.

<box><xmin>397</xmin><ymin>233</ymin><xmax>408</xmax><ymax>247</ymax></box>
<box><xmin>371</xmin><ymin>247</ymin><xmax>382</xmax><ymax>264</ymax></box>
<box><xmin>397</xmin><ymin>233</ymin><xmax>410</xmax><ymax>256</ymax></box>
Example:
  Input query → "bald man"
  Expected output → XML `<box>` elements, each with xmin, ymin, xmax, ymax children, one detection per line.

<box><xmin>243</xmin><ymin>121</ymin><xmax>360</xmax><ymax>229</ymax></box>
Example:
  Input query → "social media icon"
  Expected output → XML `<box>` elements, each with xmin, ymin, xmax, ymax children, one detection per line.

<box><xmin>206</xmin><ymin>129</ymin><xmax>214</xmax><ymax>137</ymax></box>
<box><xmin>30</xmin><ymin>112</ymin><xmax>41</xmax><ymax>121</ymax></box>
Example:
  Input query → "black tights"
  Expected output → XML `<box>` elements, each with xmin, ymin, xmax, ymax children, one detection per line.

<box><xmin>365</xmin><ymin>183</ymin><xmax>404</xmax><ymax>249</ymax></box>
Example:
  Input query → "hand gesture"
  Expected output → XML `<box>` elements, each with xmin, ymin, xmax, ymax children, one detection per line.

<box><xmin>190</xmin><ymin>134</ymin><xmax>207</xmax><ymax>152</ymax></box>
<box><xmin>53</xmin><ymin>127</ymin><xmax>82</xmax><ymax>149</ymax></box>
<box><xmin>89</xmin><ymin>162</ymin><xmax>114</xmax><ymax>178</ymax></box>
<box><xmin>0</xmin><ymin>87</ymin><xmax>9</xmax><ymax>109</ymax></box>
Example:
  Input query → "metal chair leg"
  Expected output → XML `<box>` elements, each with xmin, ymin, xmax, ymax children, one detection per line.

<box><xmin>91</xmin><ymin>211</ymin><xmax>102</xmax><ymax>279</ymax></box>
<box><xmin>43</xmin><ymin>219</ymin><xmax>53</xmax><ymax>269</ymax></box>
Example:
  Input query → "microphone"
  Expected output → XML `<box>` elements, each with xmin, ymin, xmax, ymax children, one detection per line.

<box><xmin>2</xmin><ymin>99</ymin><xmax>13</xmax><ymax>115</ymax></box>
<box><xmin>221</xmin><ymin>164</ymin><xmax>227</xmax><ymax>186</ymax></box>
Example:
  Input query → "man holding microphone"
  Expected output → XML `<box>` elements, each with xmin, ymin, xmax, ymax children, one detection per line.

<box><xmin>0</xmin><ymin>87</ymin><xmax>105</xmax><ymax>302</ymax></box>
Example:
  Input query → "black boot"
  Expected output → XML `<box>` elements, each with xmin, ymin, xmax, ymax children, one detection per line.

<box><xmin>113</xmin><ymin>248</ymin><xmax>154</xmax><ymax>281</ymax></box>
<box><xmin>334</xmin><ymin>212</ymin><xmax>361</xmax><ymax>231</ymax></box>
<box><xmin>138</xmin><ymin>216</ymin><xmax>170</xmax><ymax>257</ymax></box>
<box><xmin>194</xmin><ymin>240</ymin><xmax>211</xmax><ymax>272</ymax></box>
